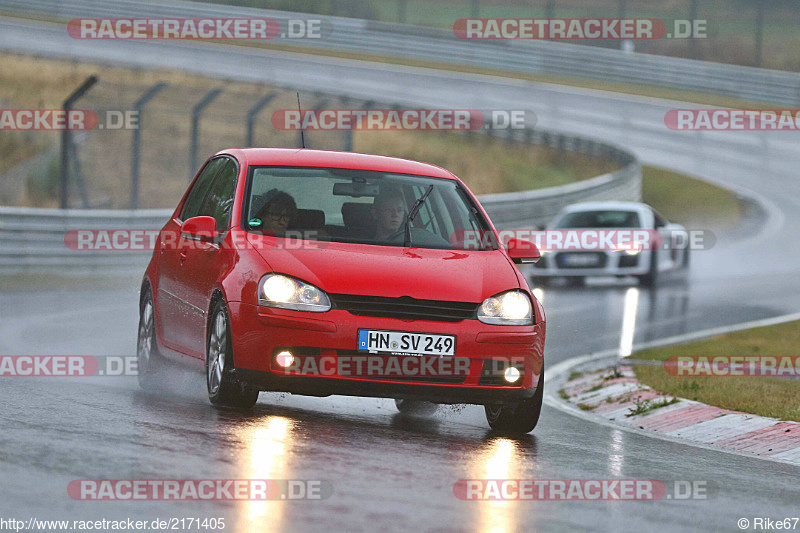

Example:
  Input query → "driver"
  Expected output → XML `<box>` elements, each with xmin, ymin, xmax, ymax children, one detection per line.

<box><xmin>370</xmin><ymin>187</ymin><xmax>406</xmax><ymax>241</ymax></box>
<box><xmin>255</xmin><ymin>189</ymin><xmax>297</xmax><ymax>237</ymax></box>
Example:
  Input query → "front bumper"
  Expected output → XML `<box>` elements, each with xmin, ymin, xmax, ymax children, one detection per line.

<box><xmin>532</xmin><ymin>251</ymin><xmax>649</xmax><ymax>277</ymax></box>
<box><xmin>227</xmin><ymin>302</ymin><xmax>544</xmax><ymax>405</ymax></box>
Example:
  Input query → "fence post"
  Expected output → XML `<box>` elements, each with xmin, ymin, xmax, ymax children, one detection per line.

<box><xmin>246</xmin><ymin>92</ymin><xmax>278</xmax><ymax>147</ymax></box>
<box><xmin>190</xmin><ymin>88</ymin><xmax>223</xmax><ymax>179</ymax></box>
<box><xmin>688</xmin><ymin>0</ymin><xmax>698</xmax><ymax>59</ymax></box>
<box><xmin>130</xmin><ymin>82</ymin><xmax>167</xmax><ymax>209</ymax></box>
<box><xmin>755</xmin><ymin>0</ymin><xmax>764</xmax><ymax>67</ymax></box>
<box><xmin>60</xmin><ymin>75</ymin><xmax>98</xmax><ymax>209</ymax></box>
<box><xmin>545</xmin><ymin>0</ymin><xmax>555</xmax><ymax>21</ymax></box>
<box><xmin>341</xmin><ymin>96</ymin><xmax>354</xmax><ymax>151</ymax></box>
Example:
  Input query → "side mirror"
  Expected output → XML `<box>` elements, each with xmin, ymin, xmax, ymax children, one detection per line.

<box><xmin>181</xmin><ymin>216</ymin><xmax>217</xmax><ymax>242</ymax></box>
<box><xmin>507</xmin><ymin>238</ymin><xmax>540</xmax><ymax>264</ymax></box>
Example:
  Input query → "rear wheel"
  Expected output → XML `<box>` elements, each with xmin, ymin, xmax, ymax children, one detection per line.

<box><xmin>207</xmin><ymin>300</ymin><xmax>259</xmax><ymax>409</ymax></box>
<box><xmin>394</xmin><ymin>399</ymin><xmax>439</xmax><ymax>416</ymax></box>
<box><xmin>137</xmin><ymin>288</ymin><xmax>165</xmax><ymax>389</ymax></box>
<box><xmin>484</xmin><ymin>367</ymin><xmax>544</xmax><ymax>434</ymax></box>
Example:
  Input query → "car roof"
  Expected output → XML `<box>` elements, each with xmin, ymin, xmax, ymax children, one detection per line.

<box><xmin>218</xmin><ymin>148</ymin><xmax>456</xmax><ymax>180</ymax></box>
<box><xmin>559</xmin><ymin>201</ymin><xmax>650</xmax><ymax>213</ymax></box>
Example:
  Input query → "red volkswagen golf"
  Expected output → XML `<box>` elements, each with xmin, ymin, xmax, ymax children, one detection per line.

<box><xmin>138</xmin><ymin>148</ymin><xmax>546</xmax><ymax>433</ymax></box>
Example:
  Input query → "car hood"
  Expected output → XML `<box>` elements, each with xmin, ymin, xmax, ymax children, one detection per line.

<box><xmin>246</xmin><ymin>234</ymin><xmax>520</xmax><ymax>302</ymax></box>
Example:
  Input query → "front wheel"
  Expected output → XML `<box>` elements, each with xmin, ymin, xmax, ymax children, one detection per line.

<box><xmin>637</xmin><ymin>251</ymin><xmax>659</xmax><ymax>288</ymax></box>
<box><xmin>207</xmin><ymin>301</ymin><xmax>259</xmax><ymax>409</ymax></box>
<box><xmin>484</xmin><ymin>367</ymin><xmax>544</xmax><ymax>434</ymax></box>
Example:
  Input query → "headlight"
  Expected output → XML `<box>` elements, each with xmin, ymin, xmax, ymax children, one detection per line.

<box><xmin>258</xmin><ymin>274</ymin><xmax>331</xmax><ymax>312</ymax></box>
<box><xmin>478</xmin><ymin>290</ymin><xmax>533</xmax><ymax>326</ymax></box>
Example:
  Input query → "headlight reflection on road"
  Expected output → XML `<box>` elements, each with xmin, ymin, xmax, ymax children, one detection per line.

<box><xmin>243</xmin><ymin>416</ymin><xmax>295</xmax><ymax>525</ymax></box>
<box><xmin>607</xmin><ymin>428</ymin><xmax>626</xmax><ymax>478</ymax></box>
<box><xmin>471</xmin><ymin>437</ymin><xmax>526</xmax><ymax>533</ymax></box>
<box><xmin>619</xmin><ymin>287</ymin><xmax>640</xmax><ymax>357</ymax></box>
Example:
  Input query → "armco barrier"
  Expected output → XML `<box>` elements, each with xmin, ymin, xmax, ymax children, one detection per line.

<box><xmin>0</xmin><ymin>133</ymin><xmax>640</xmax><ymax>273</ymax></box>
<box><xmin>0</xmin><ymin>0</ymin><xmax>799</xmax><ymax>105</ymax></box>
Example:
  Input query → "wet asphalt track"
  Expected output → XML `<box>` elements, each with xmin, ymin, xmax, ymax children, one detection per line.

<box><xmin>1</xmin><ymin>16</ymin><xmax>800</xmax><ymax>532</ymax></box>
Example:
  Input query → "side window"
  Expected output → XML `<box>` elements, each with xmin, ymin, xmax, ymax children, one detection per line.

<box><xmin>198</xmin><ymin>160</ymin><xmax>238</xmax><ymax>231</ymax></box>
<box><xmin>180</xmin><ymin>158</ymin><xmax>225</xmax><ymax>221</ymax></box>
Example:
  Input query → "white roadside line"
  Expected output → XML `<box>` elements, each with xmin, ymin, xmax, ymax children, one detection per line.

<box><xmin>544</xmin><ymin>310</ymin><xmax>800</xmax><ymax>469</ymax></box>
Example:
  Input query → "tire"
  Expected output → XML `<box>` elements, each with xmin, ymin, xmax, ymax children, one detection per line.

<box><xmin>637</xmin><ymin>251</ymin><xmax>659</xmax><ymax>288</ymax></box>
<box><xmin>394</xmin><ymin>399</ymin><xmax>439</xmax><ymax>416</ymax></box>
<box><xmin>137</xmin><ymin>287</ymin><xmax>165</xmax><ymax>389</ymax></box>
<box><xmin>206</xmin><ymin>300</ymin><xmax>259</xmax><ymax>409</ymax></box>
<box><xmin>484</xmin><ymin>366</ymin><xmax>544</xmax><ymax>434</ymax></box>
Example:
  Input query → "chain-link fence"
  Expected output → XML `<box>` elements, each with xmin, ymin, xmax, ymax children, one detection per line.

<box><xmin>57</xmin><ymin>78</ymin><xmax>352</xmax><ymax>209</ymax></box>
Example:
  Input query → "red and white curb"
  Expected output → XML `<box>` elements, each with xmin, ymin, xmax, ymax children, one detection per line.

<box><xmin>543</xmin><ymin>311</ymin><xmax>800</xmax><ymax>468</ymax></box>
<box><xmin>558</xmin><ymin>366</ymin><xmax>800</xmax><ymax>465</ymax></box>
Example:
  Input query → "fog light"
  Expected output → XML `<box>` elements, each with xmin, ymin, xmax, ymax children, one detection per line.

<box><xmin>504</xmin><ymin>366</ymin><xmax>521</xmax><ymax>383</ymax></box>
<box><xmin>275</xmin><ymin>350</ymin><xmax>295</xmax><ymax>368</ymax></box>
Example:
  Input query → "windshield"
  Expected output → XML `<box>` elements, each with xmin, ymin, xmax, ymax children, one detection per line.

<box><xmin>554</xmin><ymin>210</ymin><xmax>641</xmax><ymax>229</ymax></box>
<box><xmin>242</xmin><ymin>166</ymin><xmax>492</xmax><ymax>250</ymax></box>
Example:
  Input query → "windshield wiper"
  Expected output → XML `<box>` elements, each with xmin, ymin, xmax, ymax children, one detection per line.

<box><xmin>404</xmin><ymin>184</ymin><xmax>434</xmax><ymax>247</ymax></box>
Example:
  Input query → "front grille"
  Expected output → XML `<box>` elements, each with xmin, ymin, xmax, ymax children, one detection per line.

<box><xmin>618</xmin><ymin>253</ymin><xmax>640</xmax><ymax>267</ymax></box>
<box><xmin>555</xmin><ymin>252</ymin><xmax>608</xmax><ymax>269</ymax></box>
<box><xmin>329</xmin><ymin>294</ymin><xmax>479</xmax><ymax>322</ymax></box>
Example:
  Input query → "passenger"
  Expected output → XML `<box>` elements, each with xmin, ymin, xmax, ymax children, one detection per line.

<box><xmin>255</xmin><ymin>189</ymin><xmax>297</xmax><ymax>236</ymax></box>
<box><xmin>370</xmin><ymin>187</ymin><xmax>407</xmax><ymax>241</ymax></box>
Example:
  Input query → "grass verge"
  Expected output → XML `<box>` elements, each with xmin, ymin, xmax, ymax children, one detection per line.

<box><xmin>632</xmin><ymin>320</ymin><xmax>800</xmax><ymax>422</ymax></box>
<box><xmin>642</xmin><ymin>165</ymin><xmax>743</xmax><ymax>232</ymax></box>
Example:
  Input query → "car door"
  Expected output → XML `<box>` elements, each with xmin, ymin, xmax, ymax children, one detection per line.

<box><xmin>156</xmin><ymin>157</ymin><xmax>225</xmax><ymax>354</ymax></box>
<box><xmin>176</xmin><ymin>157</ymin><xmax>239</xmax><ymax>358</ymax></box>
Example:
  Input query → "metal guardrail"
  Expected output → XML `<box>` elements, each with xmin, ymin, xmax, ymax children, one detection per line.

<box><xmin>1</xmin><ymin>0</ymin><xmax>799</xmax><ymax>105</ymax></box>
<box><xmin>0</xmin><ymin>1</ymin><xmax>641</xmax><ymax>272</ymax></box>
<box><xmin>0</xmin><ymin>206</ymin><xmax>170</xmax><ymax>271</ymax></box>
<box><xmin>0</xmin><ymin>129</ymin><xmax>640</xmax><ymax>272</ymax></box>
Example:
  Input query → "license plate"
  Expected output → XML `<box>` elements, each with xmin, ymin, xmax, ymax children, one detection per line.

<box><xmin>358</xmin><ymin>330</ymin><xmax>455</xmax><ymax>356</ymax></box>
<box><xmin>563</xmin><ymin>253</ymin><xmax>601</xmax><ymax>267</ymax></box>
